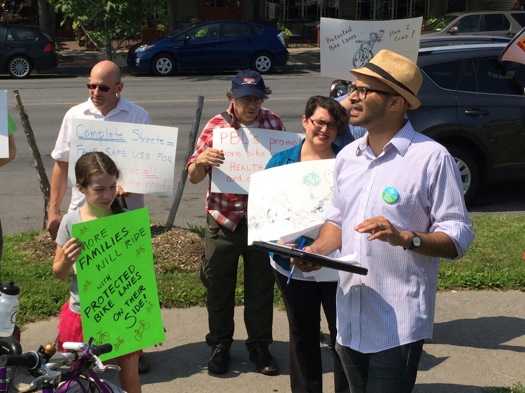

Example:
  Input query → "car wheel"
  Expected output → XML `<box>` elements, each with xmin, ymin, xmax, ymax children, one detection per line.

<box><xmin>447</xmin><ymin>146</ymin><xmax>480</xmax><ymax>204</ymax></box>
<box><xmin>8</xmin><ymin>56</ymin><xmax>32</xmax><ymax>78</ymax></box>
<box><xmin>252</xmin><ymin>53</ymin><xmax>273</xmax><ymax>74</ymax></box>
<box><xmin>152</xmin><ymin>54</ymin><xmax>176</xmax><ymax>76</ymax></box>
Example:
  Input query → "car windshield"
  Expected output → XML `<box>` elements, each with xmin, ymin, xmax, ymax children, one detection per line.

<box><xmin>423</xmin><ymin>15</ymin><xmax>459</xmax><ymax>32</ymax></box>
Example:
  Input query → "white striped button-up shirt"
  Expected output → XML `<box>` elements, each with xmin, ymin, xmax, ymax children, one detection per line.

<box><xmin>326</xmin><ymin>121</ymin><xmax>475</xmax><ymax>353</ymax></box>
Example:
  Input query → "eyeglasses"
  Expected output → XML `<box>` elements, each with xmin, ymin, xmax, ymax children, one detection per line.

<box><xmin>86</xmin><ymin>83</ymin><xmax>119</xmax><ymax>92</ymax></box>
<box><xmin>348</xmin><ymin>83</ymin><xmax>398</xmax><ymax>100</ymax></box>
<box><xmin>309</xmin><ymin>118</ymin><xmax>337</xmax><ymax>131</ymax></box>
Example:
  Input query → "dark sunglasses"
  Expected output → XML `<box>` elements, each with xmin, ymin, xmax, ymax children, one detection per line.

<box><xmin>86</xmin><ymin>83</ymin><xmax>119</xmax><ymax>92</ymax></box>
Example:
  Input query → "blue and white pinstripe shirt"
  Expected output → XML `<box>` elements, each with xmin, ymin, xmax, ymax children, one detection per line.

<box><xmin>326</xmin><ymin>121</ymin><xmax>475</xmax><ymax>353</ymax></box>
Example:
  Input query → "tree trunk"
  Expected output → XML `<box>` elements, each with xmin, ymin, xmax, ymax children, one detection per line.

<box><xmin>167</xmin><ymin>0</ymin><xmax>176</xmax><ymax>32</ymax></box>
<box><xmin>13</xmin><ymin>90</ymin><xmax>50</xmax><ymax>230</ymax></box>
<box><xmin>38</xmin><ymin>0</ymin><xmax>56</xmax><ymax>39</ymax></box>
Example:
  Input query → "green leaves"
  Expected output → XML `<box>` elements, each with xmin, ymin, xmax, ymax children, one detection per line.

<box><xmin>47</xmin><ymin>0</ymin><xmax>166</xmax><ymax>58</ymax></box>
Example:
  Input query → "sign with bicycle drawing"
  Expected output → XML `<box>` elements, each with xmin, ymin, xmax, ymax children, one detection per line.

<box><xmin>320</xmin><ymin>16</ymin><xmax>422</xmax><ymax>80</ymax></box>
<box><xmin>73</xmin><ymin>208</ymin><xmax>165</xmax><ymax>360</ymax></box>
<box><xmin>247</xmin><ymin>160</ymin><xmax>335</xmax><ymax>245</ymax></box>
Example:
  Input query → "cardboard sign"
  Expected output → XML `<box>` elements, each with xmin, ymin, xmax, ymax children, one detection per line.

<box><xmin>211</xmin><ymin>127</ymin><xmax>304</xmax><ymax>194</ymax></box>
<box><xmin>69</xmin><ymin>119</ymin><xmax>178</xmax><ymax>195</ymax></box>
<box><xmin>320</xmin><ymin>17</ymin><xmax>422</xmax><ymax>80</ymax></box>
<box><xmin>73</xmin><ymin>208</ymin><xmax>165</xmax><ymax>360</ymax></box>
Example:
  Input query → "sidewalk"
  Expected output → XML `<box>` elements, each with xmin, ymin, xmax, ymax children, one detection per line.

<box><xmin>53</xmin><ymin>43</ymin><xmax>321</xmax><ymax>76</ymax></box>
<box><xmin>18</xmin><ymin>291</ymin><xmax>525</xmax><ymax>392</ymax></box>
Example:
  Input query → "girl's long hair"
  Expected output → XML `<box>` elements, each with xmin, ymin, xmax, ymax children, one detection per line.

<box><xmin>75</xmin><ymin>151</ymin><xmax>124</xmax><ymax>214</ymax></box>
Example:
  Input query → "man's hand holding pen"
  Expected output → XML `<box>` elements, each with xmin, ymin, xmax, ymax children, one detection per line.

<box><xmin>291</xmin><ymin>244</ymin><xmax>322</xmax><ymax>273</ymax></box>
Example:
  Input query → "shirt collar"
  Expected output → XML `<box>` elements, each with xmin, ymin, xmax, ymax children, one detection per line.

<box><xmin>227</xmin><ymin>102</ymin><xmax>263</xmax><ymax>129</ymax></box>
<box><xmin>86</xmin><ymin>96</ymin><xmax>129</xmax><ymax>117</ymax></box>
<box><xmin>356</xmin><ymin>119</ymin><xmax>416</xmax><ymax>157</ymax></box>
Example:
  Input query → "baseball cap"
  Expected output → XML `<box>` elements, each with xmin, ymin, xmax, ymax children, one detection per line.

<box><xmin>231</xmin><ymin>70</ymin><xmax>266</xmax><ymax>99</ymax></box>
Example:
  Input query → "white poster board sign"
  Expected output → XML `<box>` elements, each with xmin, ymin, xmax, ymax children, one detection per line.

<box><xmin>69</xmin><ymin>119</ymin><xmax>178</xmax><ymax>195</ymax></box>
<box><xmin>320</xmin><ymin>17</ymin><xmax>422</xmax><ymax>80</ymax></box>
<box><xmin>500</xmin><ymin>27</ymin><xmax>525</xmax><ymax>64</ymax></box>
<box><xmin>211</xmin><ymin>127</ymin><xmax>304</xmax><ymax>194</ymax></box>
<box><xmin>247</xmin><ymin>160</ymin><xmax>335</xmax><ymax>245</ymax></box>
<box><xmin>0</xmin><ymin>91</ymin><xmax>8</xmax><ymax>159</ymax></box>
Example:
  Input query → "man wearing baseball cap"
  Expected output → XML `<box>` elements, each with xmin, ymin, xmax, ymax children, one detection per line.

<box><xmin>186</xmin><ymin>70</ymin><xmax>285</xmax><ymax>376</ymax></box>
<box><xmin>296</xmin><ymin>50</ymin><xmax>474</xmax><ymax>391</ymax></box>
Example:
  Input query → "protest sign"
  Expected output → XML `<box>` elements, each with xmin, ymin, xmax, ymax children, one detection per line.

<box><xmin>320</xmin><ymin>17</ymin><xmax>422</xmax><ymax>80</ymax></box>
<box><xmin>211</xmin><ymin>127</ymin><xmax>304</xmax><ymax>194</ymax></box>
<box><xmin>247</xmin><ymin>160</ymin><xmax>335</xmax><ymax>245</ymax></box>
<box><xmin>69</xmin><ymin>119</ymin><xmax>178</xmax><ymax>195</ymax></box>
<box><xmin>0</xmin><ymin>91</ymin><xmax>8</xmax><ymax>159</ymax></box>
<box><xmin>73</xmin><ymin>208</ymin><xmax>164</xmax><ymax>360</ymax></box>
<box><xmin>500</xmin><ymin>26</ymin><xmax>525</xmax><ymax>64</ymax></box>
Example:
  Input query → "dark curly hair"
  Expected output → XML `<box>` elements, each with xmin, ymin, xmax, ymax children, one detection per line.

<box><xmin>304</xmin><ymin>95</ymin><xmax>349</xmax><ymax>137</ymax></box>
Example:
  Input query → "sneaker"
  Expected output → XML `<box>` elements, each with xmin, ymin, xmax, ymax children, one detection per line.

<box><xmin>208</xmin><ymin>346</ymin><xmax>230</xmax><ymax>375</ymax></box>
<box><xmin>249</xmin><ymin>346</ymin><xmax>278</xmax><ymax>375</ymax></box>
<box><xmin>138</xmin><ymin>355</ymin><xmax>150</xmax><ymax>374</ymax></box>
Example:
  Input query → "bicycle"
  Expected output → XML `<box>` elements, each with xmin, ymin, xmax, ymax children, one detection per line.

<box><xmin>0</xmin><ymin>337</ymin><xmax>125</xmax><ymax>393</ymax></box>
<box><xmin>352</xmin><ymin>30</ymin><xmax>384</xmax><ymax>68</ymax></box>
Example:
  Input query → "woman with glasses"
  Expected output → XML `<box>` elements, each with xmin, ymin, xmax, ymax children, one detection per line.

<box><xmin>265</xmin><ymin>95</ymin><xmax>349</xmax><ymax>393</ymax></box>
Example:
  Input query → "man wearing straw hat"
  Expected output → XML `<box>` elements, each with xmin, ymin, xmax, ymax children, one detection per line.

<box><xmin>296</xmin><ymin>50</ymin><xmax>474</xmax><ymax>392</ymax></box>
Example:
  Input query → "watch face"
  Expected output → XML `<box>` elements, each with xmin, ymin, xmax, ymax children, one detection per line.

<box><xmin>412</xmin><ymin>236</ymin><xmax>421</xmax><ymax>247</ymax></box>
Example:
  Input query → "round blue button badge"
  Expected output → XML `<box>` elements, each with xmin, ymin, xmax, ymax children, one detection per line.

<box><xmin>382</xmin><ymin>186</ymin><xmax>399</xmax><ymax>204</ymax></box>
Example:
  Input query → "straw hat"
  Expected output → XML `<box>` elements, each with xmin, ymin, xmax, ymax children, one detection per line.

<box><xmin>350</xmin><ymin>50</ymin><xmax>422</xmax><ymax>109</ymax></box>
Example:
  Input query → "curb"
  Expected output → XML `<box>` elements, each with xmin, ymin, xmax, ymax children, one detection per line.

<box><xmin>49</xmin><ymin>48</ymin><xmax>320</xmax><ymax>76</ymax></box>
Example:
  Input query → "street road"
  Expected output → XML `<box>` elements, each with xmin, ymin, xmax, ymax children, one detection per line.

<box><xmin>1</xmin><ymin>70</ymin><xmax>523</xmax><ymax>236</ymax></box>
<box><xmin>0</xmin><ymin>71</ymin><xmax>335</xmax><ymax>235</ymax></box>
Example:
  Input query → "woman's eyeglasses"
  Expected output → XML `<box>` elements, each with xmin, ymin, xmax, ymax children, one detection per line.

<box><xmin>86</xmin><ymin>83</ymin><xmax>119</xmax><ymax>92</ymax></box>
<box><xmin>348</xmin><ymin>83</ymin><xmax>398</xmax><ymax>100</ymax></box>
<box><xmin>309</xmin><ymin>118</ymin><xmax>337</xmax><ymax>131</ymax></box>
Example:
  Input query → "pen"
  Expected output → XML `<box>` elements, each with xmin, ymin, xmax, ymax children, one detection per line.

<box><xmin>287</xmin><ymin>237</ymin><xmax>307</xmax><ymax>286</ymax></box>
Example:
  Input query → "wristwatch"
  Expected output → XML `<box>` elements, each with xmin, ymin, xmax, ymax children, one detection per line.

<box><xmin>404</xmin><ymin>231</ymin><xmax>421</xmax><ymax>250</ymax></box>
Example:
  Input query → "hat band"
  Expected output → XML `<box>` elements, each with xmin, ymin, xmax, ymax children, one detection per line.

<box><xmin>364</xmin><ymin>63</ymin><xmax>415</xmax><ymax>97</ymax></box>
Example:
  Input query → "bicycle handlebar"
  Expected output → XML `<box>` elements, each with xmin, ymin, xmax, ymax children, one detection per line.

<box><xmin>90</xmin><ymin>343</ymin><xmax>112</xmax><ymax>356</ymax></box>
<box><xmin>0</xmin><ymin>340</ymin><xmax>119</xmax><ymax>393</ymax></box>
<box><xmin>62</xmin><ymin>342</ymin><xmax>113</xmax><ymax>356</ymax></box>
<box><xmin>0</xmin><ymin>351</ymin><xmax>40</xmax><ymax>368</ymax></box>
<box><xmin>0</xmin><ymin>341</ymin><xmax>113</xmax><ymax>369</ymax></box>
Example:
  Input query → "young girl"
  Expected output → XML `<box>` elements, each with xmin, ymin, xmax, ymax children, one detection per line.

<box><xmin>53</xmin><ymin>151</ymin><xmax>141</xmax><ymax>393</ymax></box>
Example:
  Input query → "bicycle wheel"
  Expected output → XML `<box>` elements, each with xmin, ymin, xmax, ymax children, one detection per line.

<box><xmin>352</xmin><ymin>49</ymin><xmax>368</xmax><ymax>68</ymax></box>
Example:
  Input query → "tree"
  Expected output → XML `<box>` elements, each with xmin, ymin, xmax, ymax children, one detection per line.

<box><xmin>38</xmin><ymin>0</ymin><xmax>56</xmax><ymax>39</ymax></box>
<box><xmin>47</xmin><ymin>0</ymin><xmax>166</xmax><ymax>60</ymax></box>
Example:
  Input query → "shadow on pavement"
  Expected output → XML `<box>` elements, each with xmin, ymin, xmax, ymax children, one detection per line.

<box><xmin>432</xmin><ymin>316</ymin><xmax>525</xmax><ymax>352</ymax></box>
<box><xmin>139</xmin><ymin>340</ymin><xmax>292</xmax><ymax>384</ymax></box>
<box><xmin>415</xmin><ymin>384</ymin><xmax>498</xmax><ymax>393</ymax></box>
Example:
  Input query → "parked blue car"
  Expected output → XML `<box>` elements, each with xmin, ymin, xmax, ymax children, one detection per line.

<box><xmin>127</xmin><ymin>20</ymin><xmax>289</xmax><ymax>76</ymax></box>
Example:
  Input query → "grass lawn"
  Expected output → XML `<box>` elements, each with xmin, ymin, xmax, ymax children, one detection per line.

<box><xmin>2</xmin><ymin>213</ymin><xmax>525</xmax><ymax>392</ymax></box>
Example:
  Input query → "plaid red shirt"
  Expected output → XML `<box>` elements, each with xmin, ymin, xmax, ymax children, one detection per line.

<box><xmin>186</xmin><ymin>103</ymin><xmax>286</xmax><ymax>231</ymax></box>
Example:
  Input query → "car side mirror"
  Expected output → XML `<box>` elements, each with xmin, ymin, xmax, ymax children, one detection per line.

<box><xmin>330</xmin><ymin>79</ymin><xmax>350</xmax><ymax>98</ymax></box>
<box><xmin>449</xmin><ymin>26</ymin><xmax>458</xmax><ymax>34</ymax></box>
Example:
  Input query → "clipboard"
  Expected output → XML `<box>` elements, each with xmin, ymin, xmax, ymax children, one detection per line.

<box><xmin>252</xmin><ymin>240</ymin><xmax>368</xmax><ymax>275</ymax></box>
